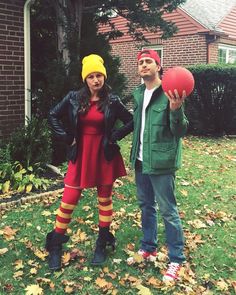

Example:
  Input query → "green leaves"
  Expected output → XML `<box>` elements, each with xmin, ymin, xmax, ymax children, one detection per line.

<box><xmin>185</xmin><ymin>64</ymin><xmax>236</xmax><ymax>136</ymax></box>
<box><xmin>0</xmin><ymin>161</ymin><xmax>50</xmax><ymax>194</ymax></box>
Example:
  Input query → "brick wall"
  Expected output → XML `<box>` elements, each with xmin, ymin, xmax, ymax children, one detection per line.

<box><xmin>208</xmin><ymin>42</ymin><xmax>218</xmax><ymax>64</ymax></box>
<box><xmin>111</xmin><ymin>34</ymin><xmax>209</xmax><ymax>94</ymax></box>
<box><xmin>0</xmin><ymin>0</ymin><xmax>25</xmax><ymax>142</ymax></box>
<box><xmin>110</xmin><ymin>41</ymin><xmax>142</xmax><ymax>93</ymax></box>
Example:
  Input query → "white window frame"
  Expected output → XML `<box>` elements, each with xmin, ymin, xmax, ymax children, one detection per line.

<box><xmin>218</xmin><ymin>44</ymin><xmax>236</xmax><ymax>64</ymax></box>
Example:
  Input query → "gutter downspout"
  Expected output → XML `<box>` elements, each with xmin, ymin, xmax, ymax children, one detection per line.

<box><xmin>24</xmin><ymin>0</ymin><xmax>35</xmax><ymax>124</ymax></box>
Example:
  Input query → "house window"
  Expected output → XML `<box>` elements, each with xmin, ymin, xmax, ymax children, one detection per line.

<box><xmin>141</xmin><ymin>46</ymin><xmax>163</xmax><ymax>66</ymax></box>
<box><xmin>218</xmin><ymin>45</ymin><xmax>236</xmax><ymax>64</ymax></box>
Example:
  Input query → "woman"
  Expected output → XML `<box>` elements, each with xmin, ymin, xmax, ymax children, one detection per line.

<box><xmin>45</xmin><ymin>54</ymin><xmax>133</xmax><ymax>271</ymax></box>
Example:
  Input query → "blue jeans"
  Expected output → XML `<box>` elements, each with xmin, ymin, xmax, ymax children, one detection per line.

<box><xmin>135</xmin><ymin>165</ymin><xmax>186</xmax><ymax>263</ymax></box>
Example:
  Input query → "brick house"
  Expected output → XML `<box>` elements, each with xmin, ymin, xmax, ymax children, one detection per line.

<box><xmin>0</xmin><ymin>0</ymin><xmax>33</xmax><ymax>142</ymax></box>
<box><xmin>0</xmin><ymin>0</ymin><xmax>34</xmax><ymax>143</ymax></box>
<box><xmin>1</xmin><ymin>0</ymin><xmax>236</xmax><ymax>141</ymax></box>
<box><xmin>100</xmin><ymin>0</ymin><xmax>236</xmax><ymax>94</ymax></box>
<box><xmin>0</xmin><ymin>0</ymin><xmax>24</xmax><ymax>141</ymax></box>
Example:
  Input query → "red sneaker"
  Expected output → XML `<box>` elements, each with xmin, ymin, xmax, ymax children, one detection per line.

<box><xmin>127</xmin><ymin>249</ymin><xmax>157</xmax><ymax>264</ymax></box>
<box><xmin>137</xmin><ymin>249</ymin><xmax>157</xmax><ymax>261</ymax></box>
<box><xmin>163</xmin><ymin>262</ymin><xmax>181</xmax><ymax>281</ymax></box>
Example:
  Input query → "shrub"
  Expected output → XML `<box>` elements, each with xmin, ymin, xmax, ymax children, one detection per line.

<box><xmin>0</xmin><ymin>161</ymin><xmax>50</xmax><ymax>194</ymax></box>
<box><xmin>7</xmin><ymin>116</ymin><xmax>52</xmax><ymax>169</ymax></box>
<box><xmin>0</xmin><ymin>117</ymin><xmax>52</xmax><ymax>194</ymax></box>
<box><xmin>186</xmin><ymin>64</ymin><xmax>236</xmax><ymax>136</ymax></box>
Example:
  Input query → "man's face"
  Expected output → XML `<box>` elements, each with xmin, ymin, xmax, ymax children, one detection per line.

<box><xmin>138</xmin><ymin>57</ymin><xmax>160</xmax><ymax>80</ymax></box>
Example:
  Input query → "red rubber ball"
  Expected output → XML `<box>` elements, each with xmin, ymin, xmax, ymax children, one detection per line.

<box><xmin>162</xmin><ymin>66</ymin><xmax>195</xmax><ymax>96</ymax></box>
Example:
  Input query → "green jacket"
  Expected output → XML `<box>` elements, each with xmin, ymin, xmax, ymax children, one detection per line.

<box><xmin>130</xmin><ymin>84</ymin><xmax>189</xmax><ymax>175</ymax></box>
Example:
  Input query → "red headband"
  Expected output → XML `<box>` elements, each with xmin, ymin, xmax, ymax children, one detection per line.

<box><xmin>137</xmin><ymin>49</ymin><xmax>161</xmax><ymax>65</ymax></box>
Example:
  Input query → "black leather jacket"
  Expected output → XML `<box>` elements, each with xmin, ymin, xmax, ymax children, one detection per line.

<box><xmin>48</xmin><ymin>90</ymin><xmax>133</xmax><ymax>162</ymax></box>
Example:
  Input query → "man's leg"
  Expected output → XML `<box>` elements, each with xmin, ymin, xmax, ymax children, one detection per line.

<box><xmin>135</xmin><ymin>166</ymin><xmax>158</xmax><ymax>253</ymax></box>
<box><xmin>149</xmin><ymin>174</ymin><xmax>185</xmax><ymax>263</ymax></box>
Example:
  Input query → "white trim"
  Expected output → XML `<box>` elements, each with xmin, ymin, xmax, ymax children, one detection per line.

<box><xmin>24</xmin><ymin>0</ymin><xmax>35</xmax><ymax>124</ymax></box>
<box><xmin>218</xmin><ymin>44</ymin><xmax>236</xmax><ymax>64</ymax></box>
<box><xmin>219</xmin><ymin>44</ymin><xmax>236</xmax><ymax>50</ymax></box>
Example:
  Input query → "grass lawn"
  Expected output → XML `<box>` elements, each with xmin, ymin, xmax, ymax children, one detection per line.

<box><xmin>0</xmin><ymin>136</ymin><xmax>236</xmax><ymax>294</ymax></box>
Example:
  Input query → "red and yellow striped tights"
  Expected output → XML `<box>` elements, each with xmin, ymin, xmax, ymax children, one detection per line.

<box><xmin>55</xmin><ymin>185</ymin><xmax>113</xmax><ymax>234</ymax></box>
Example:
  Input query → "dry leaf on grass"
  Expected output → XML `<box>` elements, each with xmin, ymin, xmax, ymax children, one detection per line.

<box><xmin>0</xmin><ymin>226</ymin><xmax>18</xmax><ymax>240</ymax></box>
<box><xmin>0</xmin><ymin>248</ymin><xmax>8</xmax><ymax>255</ymax></box>
<box><xmin>136</xmin><ymin>284</ymin><xmax>153</xmax><ymax>295</ymax></box>
<box><xmin>25</xmin><ymin>284</ymin><xmax>43</xmax><ymax>295</ymax></box>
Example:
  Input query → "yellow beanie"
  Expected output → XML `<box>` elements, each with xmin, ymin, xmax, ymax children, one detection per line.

<box><xmin>81</xmin><ymin>54</ymin><xmax>107</xmax><ymax>81</ymax></box>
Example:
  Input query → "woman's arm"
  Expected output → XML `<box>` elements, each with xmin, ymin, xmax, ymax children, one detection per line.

<box><xmin>110</xmin><ymin>97</ymin><xmax>133</xmax><ymax>142</ymax></box>
<box><xmin>48</xmin><ymin>92</ymin><xmax>74</xmax><ymax>145</ymax></box>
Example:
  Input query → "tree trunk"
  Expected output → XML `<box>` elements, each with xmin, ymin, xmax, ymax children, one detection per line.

<box><xmin>53</xmin><ymin>0</ymin><xmax>83</xmax><ymax>67</ymax></box>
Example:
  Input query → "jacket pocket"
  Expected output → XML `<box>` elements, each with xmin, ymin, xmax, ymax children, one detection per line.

<box><xmin>151</xmin><ymin>104</ymin><xmax>168</xmax><ymax>126</ymax></box>
<box><xmin>150</xmin><ymin>143</ymin><xmax>177</xmax><ymax>169</ymax></box>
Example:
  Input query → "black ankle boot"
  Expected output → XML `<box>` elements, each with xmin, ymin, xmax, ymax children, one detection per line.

<box><xmin>45</xmin><ymin>230</ymin><xmax>69</xmax><ymax>271</ymax></box>
<box><xmin>91</xmin><ymin>227</ymin><xmax>116</xmax><ymax>266</ymax></box>
<box><xmin>105</xmin><ymin>231</ymin><xmax>116</xmax><ymax>251</ymax></box>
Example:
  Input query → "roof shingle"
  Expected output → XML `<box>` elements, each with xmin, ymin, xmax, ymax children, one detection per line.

<box><xmin>180</xmin><ymin>0</ymin><xmax>236</xmax><ymax>31</ymax></box>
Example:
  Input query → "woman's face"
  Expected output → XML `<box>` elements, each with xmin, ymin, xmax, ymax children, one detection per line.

<box><xmin>86</xmin><ymin>72</ymin><xmax>105</xmax><ymax>95</ymax></box>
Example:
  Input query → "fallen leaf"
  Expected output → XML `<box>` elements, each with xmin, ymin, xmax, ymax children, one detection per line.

<box><xmin>0</xmin><ymin>248</ymin><xmax>8</xmax><ymax>255</ymax></box>
<box><xmin>215</xmin><ymin>278</ymin><xmax>229</xmax><ymax>291</ymax></box>
<box><xmin>113</xmin><ymin>258</ymin><xmax>122</xmax><ymax>264</ymax></box>
<box><xmin>83</xmin><ymin>277</ymin><xmax>92</xmax><ymax>281</ymax></box>
<box><xmin>180</xmin><ymin>189</ymin><xmax>188</xmax><ymax>197</ymax></box>
<box><xmin>113</xmin><ymin>179</ymin><xmax>123</xmax><ymax>188</ymax></box>
<box><xmin>62</xmin><ymin>252</ymin><xmax>71</xmax><ymax>265</ymax></box>
<box><xmin>30</xmin><ymin>267</ymin><xmax>38</xmax><ymax>275</ymax></box>
<box><xmin>136</xmin><ymin>284</ymin><xmax>152</xmax><ymax>295</ymax></box>
<box><xmin>64</xmin><ymin>286</ymin><xmax>74</xmax><ymax>294</ymax></box>
<box><xmin>25</xmin><ymin>284</ymin><xmax>43</xmax><ymax>295</ymax></box>
<box><xmin>82</xmin><ymin>205</ymin><xmax>91</xmax><ymax>211</ymax></box>
<box><xmin>126</xmin><ymin>243</ymin><xmax>135</xmax><ymax>251</ymax></box>
<box><xmin>13</xmin><ymin>270</ymin><xmax>24</xmax><ymax>279</ymax></box>
<box><xmin>33</xmin><ymin>248</ymin><xmax>47</xmax><ymax>261</ymax></box>
<box><xmin>187</xmin><ymin>219</ymin><xmax>207</xmax><ymax>229</ymax></box>
<box><xmin>0</xmin><ymin>226</ymin><xmax>18</xmax><ymax>240</ymax></box>
<box><xmin>41</xmin><ymin>210</ymin><xmax>52</xmax><ymax>216</ymax></box>
<box><xmin>14</xmin><ymin>260</ymin><xmax>24</xmax><ymax>270</ymax></box>
<box><xmin>133</xmin><ymin>252</ymin><xmax>144</xmax><ymax>263</ymax></box>
<box><xmin>147</xmin><ymin>276</ymin><xmax>162</xmax><ymax>288</ymax></box>
<box><xmin>180</xmin><ymin>180</ymin><xmax>190</xmax><ymax>186</ymax></box>
<box><xmin>95</xmin><ymin>277</ymin><xmax>109</xmax><ymax>288</ymax></box>
<box><xmin>69</xmin><ymin>248</ymin><xmax>85</xmax><ymax>260</ymax></box>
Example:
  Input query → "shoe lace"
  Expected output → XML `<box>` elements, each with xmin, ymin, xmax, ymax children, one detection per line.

<box><xmin>166</xmin><ymin>263</ymin><xmax>180</xmax><ymax>276</ymax></box>
<box><xmin>138</xmin><ymin>249</ymin><xmax>145</xmax><ymax>255</ymax></box>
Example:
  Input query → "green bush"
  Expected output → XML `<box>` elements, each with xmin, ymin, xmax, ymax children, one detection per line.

<box><xmin>186</xmin><ymin>64</ymin><xmax>236</xmax><ymax>136</ymax></box>
<box><xmin>0</xmin><ymin>161</ymin><xmax>50</xmax><ymax>194</ymax></box>
<box><xmin>0</xmin><ymin>117</ymin><xmax>52</xmax><ymax>194</ymax></box>
<box><xmin>7</xmin><ymin>116</ymin><xmax>52</xmax><ymax>168</ymax></box>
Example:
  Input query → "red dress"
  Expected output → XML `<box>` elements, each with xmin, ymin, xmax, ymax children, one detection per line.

<box><xmin>64</xmin><ymin>101</ymin><xmax>127</xmax><ymax>188</ymax></box>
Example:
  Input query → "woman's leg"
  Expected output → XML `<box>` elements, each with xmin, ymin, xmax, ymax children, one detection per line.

<box><xmin>91</xmin><ymin>184</ymin><xmax>114</xmax><ymax>265</ymax></box>
<box><xmin>97</xmin><ymin>184</ymin><xmax>113</xmax><ymax>228</ymax></box>
<box><xmin>45</xmin><ymin>186</ymin><xmax>82</xmax><ymax>270</ymax></box>
<box><xmin>55</xmin><ymin>186</ymin><xmax>82</xmax><ymax>234</ymax></box>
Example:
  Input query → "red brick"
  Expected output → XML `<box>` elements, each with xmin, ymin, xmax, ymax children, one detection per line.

<box><xmin>0</xmin><ymin>0</ymin><xmax>24</xmax><ymax>141</ymax></box>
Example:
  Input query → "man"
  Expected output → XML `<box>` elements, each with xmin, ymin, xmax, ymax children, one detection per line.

<box><xmin>130</xmin><ymin>49</ymin><xmax>188</xmax><ymax>281</ymax></box>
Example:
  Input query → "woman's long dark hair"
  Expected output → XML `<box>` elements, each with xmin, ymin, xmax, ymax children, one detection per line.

<box><xmin>77</xmin><ymin>83</ymin><xmax>111</xmax><ymax>114</ymax></box>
